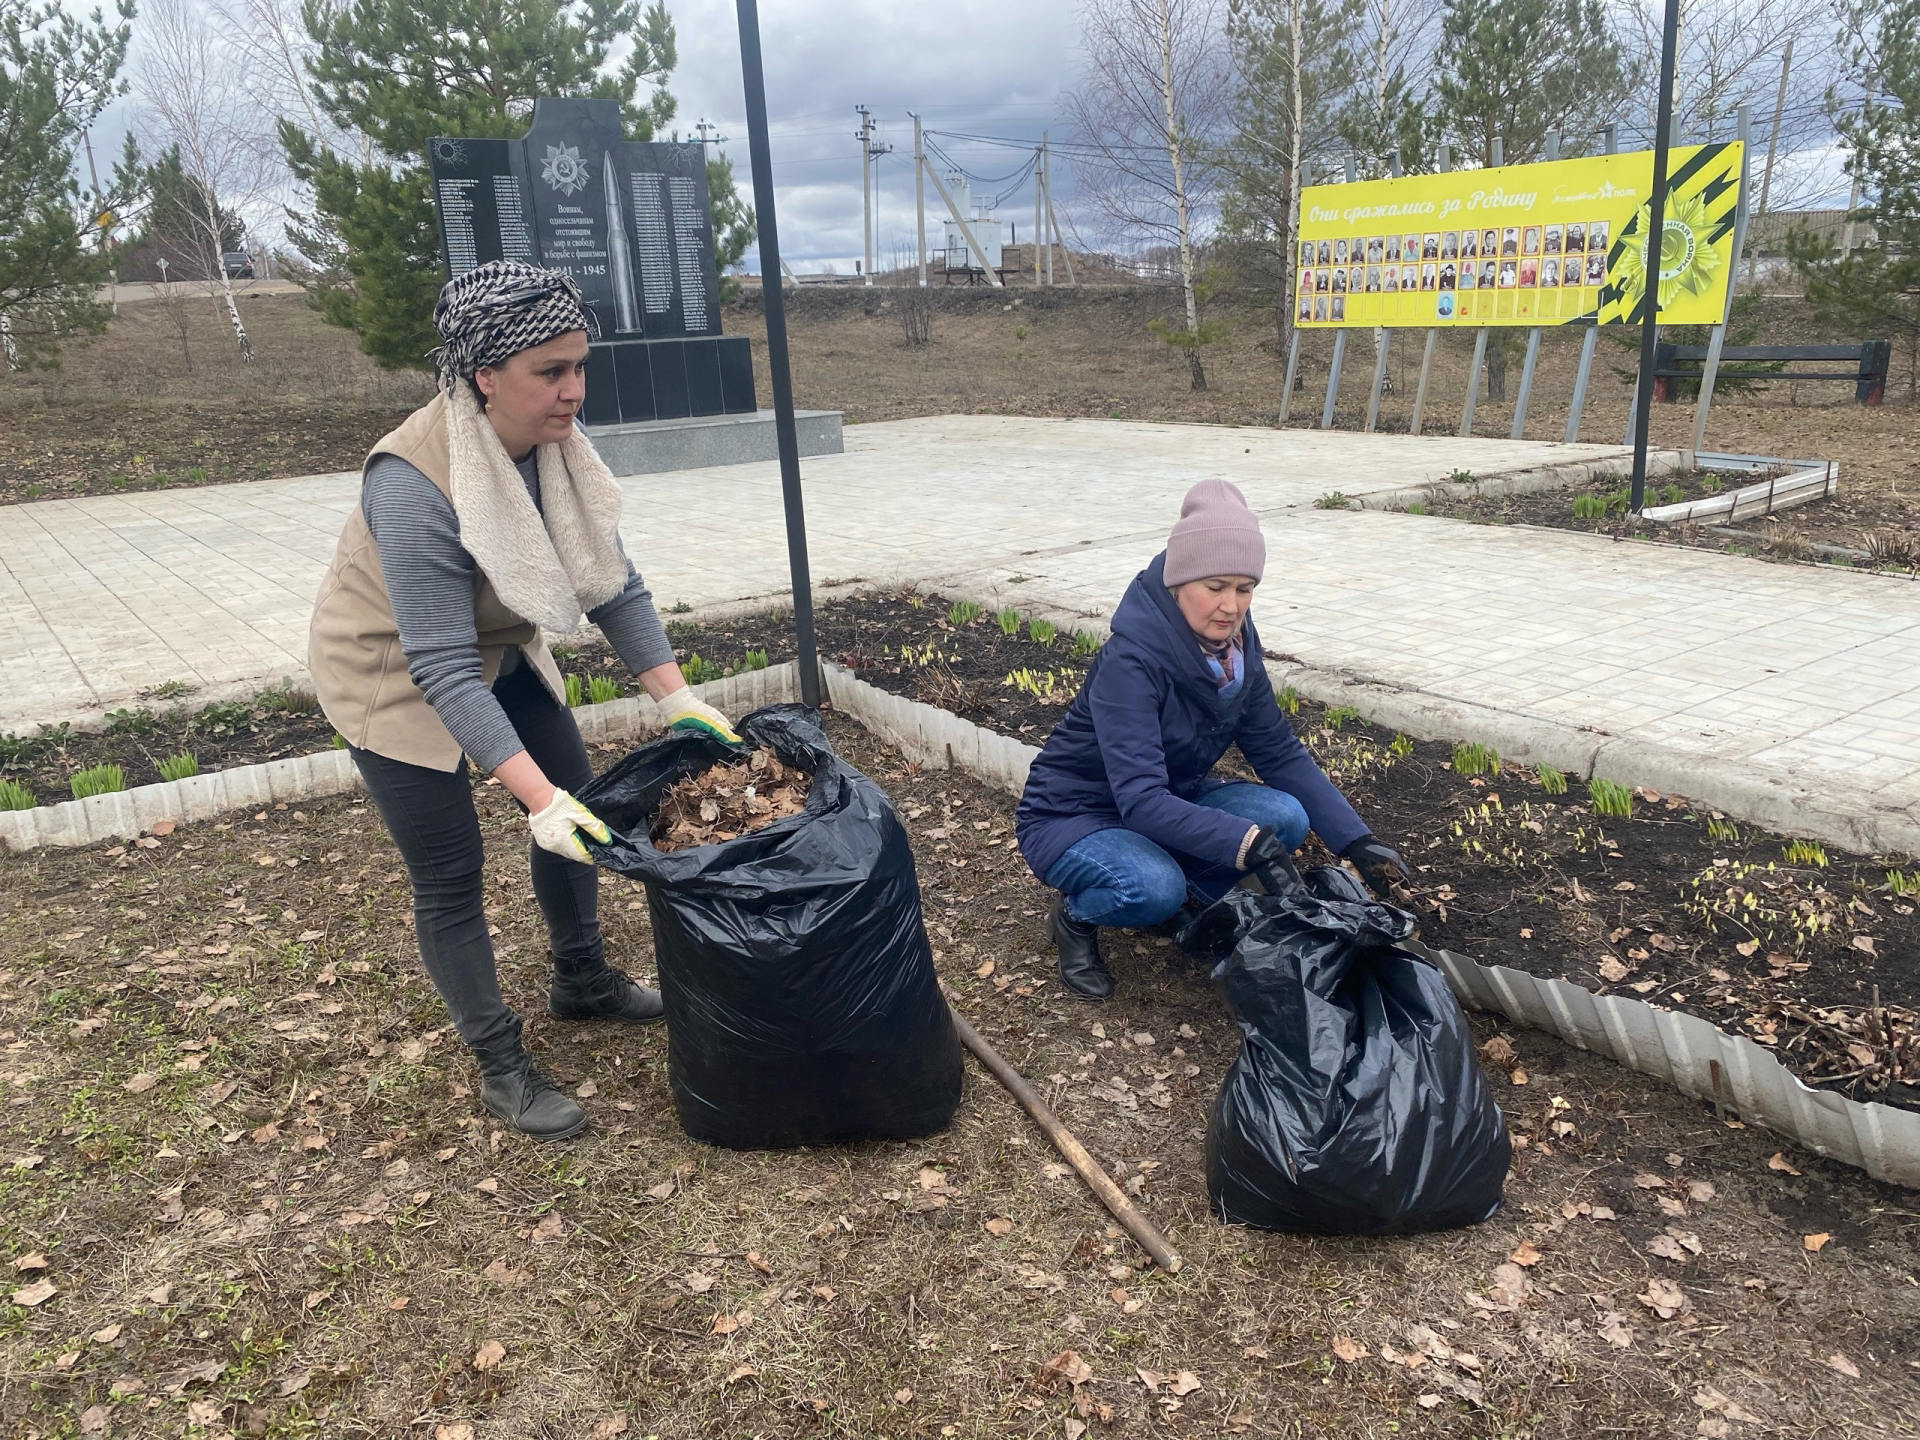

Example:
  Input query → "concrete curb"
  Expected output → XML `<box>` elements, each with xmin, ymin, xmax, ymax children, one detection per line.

<box><xmin>818</xmin><ymin>662</ymin><xmax>1920</xmax><ymax>1190</ymax></box>
<box><xmin>1259</xmin><ymin>658</ymin><xmax>1920</xmax><ymax>860</ymax></box>
<box><xmin>1352</xmin><ymin>447</ymin><xmax>1691</xmax><ymax>513</ymax></box>
<box><xmin>0</xmin><ymin>667</ymin><xmax>801</xmax><ymax>852</ymax></box>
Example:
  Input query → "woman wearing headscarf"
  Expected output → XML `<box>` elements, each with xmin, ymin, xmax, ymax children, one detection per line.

<box><xmin>1016</xmin><ymin>480</ymin><xmax>1410</xmax><ymax>999</ymax></box>
<box><xmin>308</xmin><ymin>260</ymin><xmax>738</xmax><ymax>1140</ymax></box>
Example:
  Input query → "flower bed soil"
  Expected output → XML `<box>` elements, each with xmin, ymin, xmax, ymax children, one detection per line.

<box><xmin>1404</xmin><ymin>466</ymin><xmax>1920</xmax><ymax>573</ymax></box>
<box><xmin>653</xmin><ymin>589</ymin><xmax>1920</xmax><ymax>1111</ymax></box>
<box><xmin>1</xmin><ymin>712</ymin><xmax>1915</xmax><ymax>1437</ymax></box>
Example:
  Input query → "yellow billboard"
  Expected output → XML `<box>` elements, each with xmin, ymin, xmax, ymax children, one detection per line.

<box><xmin>1294</xmin><ymin>143</ymin><xmax>1742</xmax><ymax>329</ymax></box>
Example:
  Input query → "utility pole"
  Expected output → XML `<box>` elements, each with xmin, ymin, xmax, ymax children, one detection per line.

<box><xmin>912</xmin><ymin>112</ymin><xmax>928</xmax><ymax>286</ymax></box>
<box><xmin>1042</xmin><ymin>135</ymin><xmax>1055</xmax><ymax>285</ymax></box>
<box><xmin>1841</xmin><ymin>79</ymin><xmax>1873</xmax><ymax>257</ymax></box>
<box><xmin>1033</xmin><ymin>146</ymin><xmax>1043</xmax><ymax>285</ymax></box>
<box><xmin>1751</xmin><ymin>37</ymin><xmax>1791</xmax><ymax>285</ymax></box>
<box><xmin>856</xmin><ymin>105</ymin><xmax>874</xmax><ymax>283</ymax></box>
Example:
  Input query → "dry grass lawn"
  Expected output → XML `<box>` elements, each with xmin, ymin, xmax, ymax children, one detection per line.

<box><xmin>2</xmin><ymin>716</ymin><xmax>1916</xmax><ymax>1439</ymax></box>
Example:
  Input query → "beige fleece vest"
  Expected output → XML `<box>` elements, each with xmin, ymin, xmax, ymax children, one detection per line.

<box><xmin>307</xmin><ymin>393</ymin><xmax>569</xmax><ymax>771</ymax></box>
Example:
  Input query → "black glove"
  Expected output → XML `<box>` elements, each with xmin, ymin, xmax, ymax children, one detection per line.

<box><xmin>1241</xmin><ymin>826</ymin><xmax>1302</xmax><ymax>893</ymax></box>
<box><xmin>1343</xmin><ymin>834</ymin><xmax>1410</xmax><ymax>899</ymax></box>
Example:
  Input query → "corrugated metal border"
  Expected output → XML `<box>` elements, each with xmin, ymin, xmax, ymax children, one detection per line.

<box><xmin>821</xmin><ymin>663</ymin><xmax>1920</xmax><ymax>1190</ymax></box>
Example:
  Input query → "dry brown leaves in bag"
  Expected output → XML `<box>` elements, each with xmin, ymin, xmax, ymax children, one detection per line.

<box><xmin>649</xmin><ymin>748</ymin><xmax>811</xmax><ymax>853</ymax></box>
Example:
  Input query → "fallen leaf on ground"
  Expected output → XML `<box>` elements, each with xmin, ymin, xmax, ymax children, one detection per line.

<box><xmin>475</xmin><ymin>1177</ymin><xmax>500</xmax><ymax>1194</ymax></box>
<box><xmin>1417</xmin><ymin>1393</ymin><xmax>1444</xmax><ymax>1409</ymax></box>
<box><xmin>530</xmin><ymin>1212</ymin><xmax>566</xmax><ymax>1244</ymax></box>
<box><xmin>1508</xmin><ymin>1241</ymin><xmax>1542</xmax><ymax>1267</ymax></box>
<box><xmin>12</xmin><ymin>1253</ymin><xmax>47</xmax><ymax>1272</ymax></box>
<box><xmin>1767</xmin><ymin>1153</ymin><xmax>1801</xmax><ymax>1175</ymax></box>
<box><xmin>1599</xmin><ymin>1313</ymin><xmax>1635</xmax><ymax>1348</ymax></box>
<box><xmin>1169</xmin><ymin>1371</ymin><xmax>1200</xmax><ymax>1396</ymax></box>
<box><xmin>482</xmin><ymin>1259</ymin><xmax>530</xmax><ymax>1285</ymax></box>
<box><xmin>893</xmin><ymin>1387</ymin><xmax>913</xmax><ymax>1403</ymax></box>
<box><xmin>975</xmin><ymin>959</ymin><xmax>995</xmax><ymax>978</ymax></box>
<box><xmin>646</xmin><ymin>1181</ymin><xmax>675</xmax><ymax>1201</ymax></box>
<box><xmin>11</xmin><ymin>1279</ymin><xmax>56</xmax><ymax>1307</ymax></box>
<box><xmin>575</xmin><ymin>1080</ymin><xmax>598</xmax><ymax>1098</ymax></box>
<box><xmin>1509</xmin><ymin>1066</ymin><xmax>1528</xmax><ymax>1085</ymax></box>
<box><xmin>1488</xmin><ymin>1262</ymin><xmax>1531</xmax><ymax>1306</ymax></box>
<box><xmin>1479</xmin><ymin>1036</ymin><xmax>1517</xmax><ymax>1068</ymax></box>
<box><xmin>1633</xmin><ymin>1172</ymin><xmax>1667</xmax><ymax>1189</ymax></box>
<box><xmin>746</xmin><ymin>1251</ymin><xmax>773</xmax><ymax>1276</ymax></box>
<box><xmin>90</xmin><ymin>1323</ymin><xmax>122</xmax><ymax>1344</ymax></box>
<box><xmin>685</xmin><ymin>1272</ymin><xmax>717</xmax><ymax>1293</ymax></box>
<box><xmin>276</xmin><ymin>1370</ymin><xmax>311</xmax><ymax>1397</ymax></box>
<box><xmin>1646</xmin><ymin>1235</ymin><xmax>1690</xmax><ymax>1262</ymax></box>
<box><xmin>1038</xmin><ymin>1350</ymin><xmax>1093</xmax><ymax>1388</ymax></box>
<box><xmin>1136</xmin><ymin>1367</ymin><xmax>1164</xmax><ymax>1391</ymax></box>
<box><xmin>1637</xmin><ymin>1277</ymin><xmax>1691</xmax><ymax>1319</ymax></box>
<box><xmin>591</xmin><ymin>1418</ymin><xmax>629</xmax><ymax>1438</ymax></box>
<box><xmin>1850</xmin><ymin>936</ymin><xmax>1877</xmax><ymax>956</ymax></box>
<box><xmin>434</xmin><ymin>1427</ymin><xmax>475</xmax><ymax>1440</ymax></box>
<box><xmin>473</xmin><ymin>1340</ymin><xmax>505</xmax><ymax>1371</ymax></box>
<box><xmin>251</xmin><ymin>1122</ymin><xmax>281</xmax><ymax>1144</ymax></box>
<box><xmin>1687</xmin><ymin>1180</ymin><xmax>1716</xmax><ymax>1203</ymax></box>
<box><xmin>1822</xmin><ymin>1352</ymin><xmax>1860</xmax><ymax>1378</ymax></box>
<box><xmin>1331</xmin><ymin>1337</ymin><xmax>1368</xmax><ymax>1364</ymax></box>
<box><xmin>1803</xmin><ymin>1232</ymin><xmax>1831</xmax><ymax>1252</ymax></box>
<box><xmin>710</xmin><ymin>1312</ymin><xmax>741</xmax><ymax>1336</ymax></box>
<box><xmin>125</xmin><ymin>1072</ymin><xmax>159</xmax><ymax>1094</ymax></box>
<box><xmin>725</xmin><ymin>1365</ymin><xmax>758</xmax><ymax>1385</ymax></box>
<box><xmin>810</xmin><ymin>1284</ymin><xmax>836</xmax><ymax>1303</ymax></box>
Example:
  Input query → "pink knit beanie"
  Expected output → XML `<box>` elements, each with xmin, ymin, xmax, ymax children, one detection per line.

<box><xmin>1163</xmin><ymin>479</ymin><xmax>1265</xmax><ymax>586</ymax></box>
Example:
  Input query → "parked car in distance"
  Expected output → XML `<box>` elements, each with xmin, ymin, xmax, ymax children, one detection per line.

<box><xmin>222</xmin><ymin>252</ymin><xmax>255</xmax><ymax>279</ymax></box>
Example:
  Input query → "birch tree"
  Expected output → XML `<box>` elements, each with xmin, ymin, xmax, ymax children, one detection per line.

<box><xmin>1066</xmin><ymin>0</ymin><xmax>1227</xmax><ymax>388</ymax></box>
<box><xmin>135</xmin><ymin>0</ymin><xmax>278</xmax><ymax>361</ymax></box>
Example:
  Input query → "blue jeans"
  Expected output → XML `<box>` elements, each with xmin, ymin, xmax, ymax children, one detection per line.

<box><xmin>1043</xmin><ymin>782</ymin><xmax>1310</xmax><ymax>929</ymax></box>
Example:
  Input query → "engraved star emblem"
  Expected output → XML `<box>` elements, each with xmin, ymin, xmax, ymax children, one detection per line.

<box><xmin>540</xmin><ymin>143</ymin><xmax>591</xmax><ymax>197</ymax></box>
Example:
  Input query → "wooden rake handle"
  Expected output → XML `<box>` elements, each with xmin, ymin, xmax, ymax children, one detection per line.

<box><xmin>943</xmin><ymin>994</ymin><xmax>1184</xmax><ymax>1275</ymax></box>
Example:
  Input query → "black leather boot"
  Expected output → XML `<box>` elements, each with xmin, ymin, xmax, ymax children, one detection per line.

<box><xmin>549</xmin><ymin>964</ymin><xmax>666</xmax><ymax>1024</ymax></box>
<box><xmin>474</xmin><ymin>1022</ymin><xmax>588</xmax><ymax>1141</ymax></box>
<box><xmin>1047</xmin><ymin>899</ymin><xmax>1113</xmax><ymax>1000</ymax></box>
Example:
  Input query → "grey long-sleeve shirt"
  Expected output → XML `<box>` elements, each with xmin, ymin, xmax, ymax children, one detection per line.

<box><xmin>363</xmin><ymin>450</ymin><xmax>676</xmax><ymax>771</ymax></box>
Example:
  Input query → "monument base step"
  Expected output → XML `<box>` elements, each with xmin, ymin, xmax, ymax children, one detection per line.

<box><xmin>586</xmin><ymin>409</ymin><xmax>844</xmax><ymax>476</ymax></box>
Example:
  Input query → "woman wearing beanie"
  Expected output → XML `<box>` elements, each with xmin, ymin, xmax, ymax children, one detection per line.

<box><xmin>1016</xmin><ymin>479</ymin><xmax>1409</xmax><ymax>998</ymax></box>
<box><xmin>307</xmin><ymin>260</ymin><xmax>740</xmax><ymax>1139</ymax></box>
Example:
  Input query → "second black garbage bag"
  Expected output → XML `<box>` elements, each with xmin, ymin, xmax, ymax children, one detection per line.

<box><xmin>579</xmin><ymin>705</ymin><xmax>962</xmax><ymax>1149</ymax></box>
<box><xmin>1181</xmin><ymin>865</ymin><xmax>1510</xmax><ymax>1235</ymax></box>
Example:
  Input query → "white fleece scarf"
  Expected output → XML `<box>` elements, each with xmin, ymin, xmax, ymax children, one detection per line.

<box><xmin>443</xmin><ymin>383</ymin><xmax>629</xmax><ymax>635</ymax></box>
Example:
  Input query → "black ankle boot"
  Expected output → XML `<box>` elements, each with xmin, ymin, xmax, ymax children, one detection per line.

<box><xmin>549</xmin><ymin>963</ymin><xmax>666</xmax><ymax>1024</ymax></box>
<box><xmin>474</xmin><ymin>1026</ymin><xmax>588</xmax><ymax>1141</ymax></box>
<box><xmin>1048</xmin><ymin>899</ymin><xmax>1113</xmax><ymax>1000</ymax></box>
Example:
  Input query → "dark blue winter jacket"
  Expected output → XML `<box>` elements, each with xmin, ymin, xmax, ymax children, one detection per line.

<box><xmin>1016</xmin><ymin>552</ymin><xmax>1369</xmax><ymax>881</ymax></box>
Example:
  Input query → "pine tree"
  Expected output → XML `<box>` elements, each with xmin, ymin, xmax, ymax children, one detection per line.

<box><xmin>1791</xmin><ymin>0</ymin><xmax>1920</xmax><ymax>395</ymax></box>
<box><xmin>283</xmin><ymin>0</ymin><xmax>753</xmax><ymax>370</ymax></box>
<box><xmin>0</xmin><ymin>0</ymin><xmax>135</xmax><ymax>369</ymax></box>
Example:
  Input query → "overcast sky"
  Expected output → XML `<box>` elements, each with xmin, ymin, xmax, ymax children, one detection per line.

<box><xmin>661</xmin><ymin>0</ymin><xmax>1085</xmax><ymax>272</ymax></box>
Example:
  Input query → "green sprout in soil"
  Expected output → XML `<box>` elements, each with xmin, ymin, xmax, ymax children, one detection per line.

<box><xmin>948</xmin><ymin>600</ymin><xmax>983</xmax><ymax>627</ymax></box>
<box><xmin>906</xmin><ymin>593</ymin><xmax>925</xmax><ymax>610</ymax></box>
<box><xmin>1536</xmin><ymin>763</ymin><xmax>1568</xmax><ymax>795</ymax></box>
<box><xmin>1588</xmin><ymin>777</ymin><xmax>1633</xmax><ymax>818</ymax></box>
<box><xmin>331</xmin><ymin>733</ymin><xmax>348</xmax><ymax>750</ymax></box>
<box><xmin>258</xmin><ymin>684</ymin><xmax>318</xmax><ymax>715</ymax></box>
<box><xmin>997</xmin><ymin>607</ymin><xmax>1021</xmax><ymax>636</ymax></box>
<box><xmin>1448</xmin><ymin>468</ymin><xmax>1475</xmax><ymax>485</ymax></box>
<box><xmin>70</xmin><ymin>763</ymin><xmax>126</xmax><ymax>800</ymax></box>
<box><xmin>1315</xmin><ymin>492</ymin><xmax>1350</xmax><ymax>509</ymax></box>
<box><xmin>1781</xmin><ymin>839</ymin><xmax>1829</xmax><ymax>868</ymax></box>
<box><xmin>1325</xmin><ymin>705</ymin><xmax>1360</xmax><ymax>730</ymax></box>
<box><xmin>147</xmin><ymin>679</ymin><xmax>190</xmax><ymax>700</ymax></box>
<box><xmin>157</xmin><ymin>751</ymin><xmax>200</xmax><ymax>782</ymax></box>
<box><xmin>1027</xmin><ymin>619</ymin><xmax>1056</xmax><ymax>645</ymax></box>
<box><xmin>1276</xmin><ymin>684</ymin><xmax>1300</xmax><ymax>715</ymax></box>
<box><xmin>588</xmin><ymin>676</ymin><xmax>621</xmax><ymax>705</ymax></box>
<box><xmin>1707</xmin><ymin>816</ymin><xmax>1740</xmax><ymax>844</ymax></box>
<box><xmin>1404</xmin><ymin>501</ymin><xmax>1428</xmax><ymax>515</ymax></box>
<box><xmin>551</xmin><ymin>643</ymin><xmax>580</xmax><ymax>662</ymax></box>
<box><xmin>565</xmin><ymin>674</ymin><xmax>585</xmax><ymax>707</ymax></box>
<box><xmin>1387</xmin><ymin>733</ymin><xmax>1414</xmax><ymax>761</ymax></box>
<box><xmin>1659</xmin><ymin>483</ymin><xmax>1685</xmax><ymax>505</ymax></box>
<box><xmin>1072</xmin><ymin>630</ymin><xmax>1102</xmax><ymax>658</ymax></box>
<box><xmin>1573</xmin><ymin>493</ymin><xmax>1607</xmax><ymax>519</ymax></box>
<box><xmin>680</xmin><ymin>654</ymin><xmax>725</xmax><ymax>687</ymax></box>
<box><xmin>1888</xmin><ymin>869</ymin><xmax>1920</xmax><ymax>897</ymax></box>
<box><xmin>1452</xmin><ymin>741</ymin><xmax>1500</xmax><ymax>776</ymax></box>
<box><xmin>105</xmin><ymin>707</ymin><xmax>155</xmax><ymax>735</ymax></box>
<box><xmin>191</xmin><ymin>700</ymin><xmax>255</xmax><ymax>738</ymax></box>
<box><xmin>740</xmin><ymin>648</ymin><xmax>769</xmax><ymax>672</ymax></box>
<box><xmin>1004</xmin><ymin>668</ymin><xmax>1078</xmax><ymax>705</ymax></box>
<box><xmin>0</xmin><ymin>777</ymin><xmax>34</xmax><ymax>811</ymax></box>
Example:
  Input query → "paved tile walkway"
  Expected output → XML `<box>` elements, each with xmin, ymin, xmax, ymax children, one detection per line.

<box><xmin>3</xmin><ymin>414</ymin><xmax>1915</xmax><ymax>848</ymax></box>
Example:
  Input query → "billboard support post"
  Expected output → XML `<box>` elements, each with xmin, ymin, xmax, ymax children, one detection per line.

<box><xmin>1278</xmin><ymin>330</ymin><xmax>1301</xmax><ymax>424</ymax></box>
<box><xmin>1365</xmin><ymin>329</ymin><xmax>1390</xmax><ymax>431</ymax></box>
<box><xmin>1320</xmin><ymin>329</ymin><xmax>1348</xmax><ymax>429</ymax></box>
<box><xmin>1566</xmin><ymin>326</ymin><xmax>1601</xmax><ymax>442</ymax></box>
<box><xmin>1410</xmin><ymin>329</ymin><xmax>1439</xmax><ymax>434</ymax></box>
<box><xmin>1511</xmin><ymin>326</ymin><xmax>1544</xmax><ymax>438</ymax></box>
<box><xmin>1690</xmin><ymin>104</ymin><xmax>1752</xmax><ymax>455</ymax></box>
<box><xmin>1459</xmin><ymin>328</ymin><xmax>1488</xmax><ymax>436</ymax></box>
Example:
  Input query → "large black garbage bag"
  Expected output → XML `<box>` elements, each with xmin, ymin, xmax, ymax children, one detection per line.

<box><xmin>1182</xmin><ymin>866</ymin><xmax>1509</xmax><ymax>1234</ymax></box>
<box><xmin>578</xmin><ymin>705</ymin><xmax>962</xmax><ymax>1149</ymax></box>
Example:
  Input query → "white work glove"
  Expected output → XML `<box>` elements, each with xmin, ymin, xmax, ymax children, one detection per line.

<box><xmin>529</xmin><ymin>788</ymin><xmax>611</xmax><ymax>864</ymax></box>
<box><xmin>657</xmin><ymin>688</ymin><xmax>742</xmax><ymax>744</ymax></box>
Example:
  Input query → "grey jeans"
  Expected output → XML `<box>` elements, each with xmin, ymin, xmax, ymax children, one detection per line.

<box><xmin>350</xmin><ymin>663</ymin><xmax>603</xmax><ymax>1057</ymax></box>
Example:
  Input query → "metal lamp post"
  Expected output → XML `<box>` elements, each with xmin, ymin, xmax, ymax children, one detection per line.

<box><xmin>1628</xmin><ymin>0</ymin><xmax>1682</xmax><ymax>514</ymax></box>
<box><xmin>734</xmin><ymin>0</ymin><xmax>822</xmax><ymax>707</ymax></box>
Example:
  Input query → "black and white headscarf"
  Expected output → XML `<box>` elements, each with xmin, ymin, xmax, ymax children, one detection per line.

<box><xmin>429</xmin><ymin>260</ymin><xmax>593</xmax><ymax>393</ymax></box>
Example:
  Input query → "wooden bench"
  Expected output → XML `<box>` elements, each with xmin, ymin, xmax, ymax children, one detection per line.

<box><xmin>1653</xmin><ymin>340</ymin><xmax>1891</xmax><ymax>404</ymax></box>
